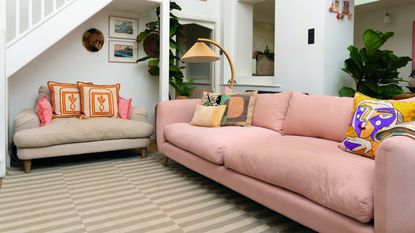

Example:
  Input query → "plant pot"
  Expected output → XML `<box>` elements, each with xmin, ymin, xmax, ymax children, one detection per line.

<box><xmin>176</xmin><ymin>96</ymin><xmax>189</xmax><ymax>99</ymax></box>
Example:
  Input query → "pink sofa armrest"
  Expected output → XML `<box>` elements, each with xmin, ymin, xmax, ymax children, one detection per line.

<box><xmin>156</xmin><ymin>99</ymin><xmax>201</xmax><ymax>148</ymax></box>
<box><xmin>375</xmin><ymin>136</ymin><xmax>415</xmax><ymax>233</ymax></box>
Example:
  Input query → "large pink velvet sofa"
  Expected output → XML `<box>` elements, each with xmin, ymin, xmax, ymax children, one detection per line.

<box><xmin>156</xmin><ymin>91</ymin><xmax>415</xmax><ymax>233</ymax></box>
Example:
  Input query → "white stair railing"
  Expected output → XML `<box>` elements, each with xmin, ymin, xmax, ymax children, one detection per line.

<box><xmin>7</xmin><ymin>0</ymin><xmax>76</xmax><ymax>48</ymax></box>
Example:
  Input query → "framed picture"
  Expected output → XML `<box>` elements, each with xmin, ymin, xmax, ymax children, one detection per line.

<box><xmin>108</xmin><ymin>40</ymin><xmax>138</xmax><ymax>63</ymax></box>
<box><xmin>109</xmin><ymin>16</ymin><xmax>138</xmax><ymax>40</ymax></box>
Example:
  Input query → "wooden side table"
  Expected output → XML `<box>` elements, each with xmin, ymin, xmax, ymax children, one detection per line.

<box><xmin>392</xmin><ymin>93</ymin><xmax>415</xmax><ymax>100</ymax></box>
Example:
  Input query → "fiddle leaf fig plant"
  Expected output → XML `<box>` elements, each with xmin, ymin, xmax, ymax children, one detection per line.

<box><xmin>339</xmin><ymin>29</ymin><xmax>411</xmax><ymax>99</ymax></box>
<box><xmin>136</xmin><ymin>1</ymin><xmax>188</xmax><ymax>86</ymax></box>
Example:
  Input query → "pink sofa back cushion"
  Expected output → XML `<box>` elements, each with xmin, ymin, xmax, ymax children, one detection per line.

<box><xmin>252</xmin><ymin>92</ymin><xmax>292</xmax><ymax>132</ymax></box>
<box><xmin>283</xmin><ymin>92</ymin><xmax>353</xmax><ymax>142</ymax></box>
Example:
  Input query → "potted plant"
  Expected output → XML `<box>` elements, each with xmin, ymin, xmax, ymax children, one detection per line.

<box><xmin>170</xmin><ymin>79</ymin><xmax>195</xmax><ymax>99</ymax></box>
<box><xmin>339</xmin><ymin>29</ymin><xmax>411</xmax><ymax>99</ymax></box>
<box><xmin>136</xmin><ymin>1</ymin><xmax>193</xmax><ymax>98</ymax></box>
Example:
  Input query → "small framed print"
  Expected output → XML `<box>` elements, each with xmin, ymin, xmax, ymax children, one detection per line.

<box><xmin>109</xmin><ymin>16</ymin><xmax>139</xmax><ymax>40</ymax></box>
<box><xmin>108</xmin><ymin>40</ymin><xmax>138</xmax><ymax>63</ymax></box>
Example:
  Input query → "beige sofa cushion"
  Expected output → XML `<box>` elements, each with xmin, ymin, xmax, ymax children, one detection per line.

<box><xmin>14</xmin><ymin>118</ymin><xmax>153</xmax><ymax>148</ymax></box>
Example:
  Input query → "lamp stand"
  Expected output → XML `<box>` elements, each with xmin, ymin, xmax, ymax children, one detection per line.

<box><xmin>196</xmin><ymin>38</ymin><xmax>235</xmax><ymax>89</ymax></box>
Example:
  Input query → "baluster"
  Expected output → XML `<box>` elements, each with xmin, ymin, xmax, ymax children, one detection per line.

<box><xmin>15</xmin><ymin>0</ymin><xmax>20</xmax><ymax>36</ymax></box>
<box><xmin>28</xmin><ymin>0</ymin><xmax>33</xmax><ymax>28</ymax></box>
<box><xmin>40</xmin><ymin>0</ymin><xmax>45</xmax><ymax>18</ymax></box>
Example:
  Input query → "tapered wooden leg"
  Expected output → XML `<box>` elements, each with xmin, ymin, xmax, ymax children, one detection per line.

<box><xmin>0</xmin><ymin>177</ymin><xmax>2</xmax><ymax>189</ymax></box>
<box><xmin>140</xmin><ymin>148</ymin><xmax>147</xmax><ymax>158</ymax></box>
<box><xmin>23</xmin><ymin>160</ymin><xmax>32</xmax><ymax>173</ymax></box>
<box><xmin>162</xmin><ymin>157</ymin><xmax>169</xmax><ymax>166</ymax></box>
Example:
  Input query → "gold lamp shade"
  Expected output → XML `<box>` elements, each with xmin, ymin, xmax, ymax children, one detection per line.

<box><xmin>181</xmin><ymin>42</ymin><xmax>220</xmax><ymax>63</ymax></box>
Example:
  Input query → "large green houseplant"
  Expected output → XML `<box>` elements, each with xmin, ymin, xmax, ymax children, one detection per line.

<box><xmin>136</xmin><ymin>1</ymin><xmax>193</xmax><ymax>97</ymax></box>
<box><xmin>339</xmin><ymin>29</ymin><xmax>411</xmax><ymax>99</ymax></box>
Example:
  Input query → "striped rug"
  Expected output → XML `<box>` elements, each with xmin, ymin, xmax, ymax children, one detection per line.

<box><xmin>0</xmin><ymin>153</ymin><xmax>314</xmax><ymax>233</ymax></box>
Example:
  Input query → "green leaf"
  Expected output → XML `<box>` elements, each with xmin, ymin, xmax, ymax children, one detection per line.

<box><xmin>339</xmin><ymin>87</ymin><xmax>356</xmax><ymax>97</ymax></box>
<box><xmin>137</xmin><ymin>30</ymin><xmax>151</xmax><ymax>43</ymax></box>
<box><xmin>363</xmin><ymin>30</ymin><xmax>394</xmax><ymax>55</ymax></box>
<box><xmin>136</xmin><ymin>56</ymin><xmax>152</xmax><ymax>63</ymax></box>
<box><xmin>148</xmin><ymin>59</ymin><xmax>160</xmax><ymax>67</ymax></box>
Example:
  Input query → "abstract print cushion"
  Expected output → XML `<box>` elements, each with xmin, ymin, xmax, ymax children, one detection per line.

<box><xmin>202</xmin><ymin>92</ymin><xmax>223</xmax><ymax>106</ymax></box>
<box><xmin>48</xmin><ymin>81</ymin><xmax>83</xmax><ymax>117</ymax></box>
<box><xmin>220</xmin><ymin>91</ymin><xmax>257</xmax><ymax>127</ymax></box>
<box><xmin>79</xmin><ymin>83</ymin><xmax>120</xmax><ymax>118</ymax></box>
<box><xmin>190</xmin><ymin>105</ymin><xmax>227</xmax><ymax>127</ymax></box>
<box><xmin>339</xmin><ymin>93</ymin><xmax>415</xmax><ymax>159</ymax></box>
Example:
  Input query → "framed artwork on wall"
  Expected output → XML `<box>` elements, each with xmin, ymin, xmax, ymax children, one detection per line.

<box><xmin>109</xmin><ymin>16</ymin><xmax>139</xmax><ymax>40</ymax></box>
<box><xmin>108</xmin><ymin>40</ymin><xmax>138</xmax><ymax>63</ymax></box>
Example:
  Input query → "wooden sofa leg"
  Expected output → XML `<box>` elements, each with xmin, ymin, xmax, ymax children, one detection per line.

<box><xmin>23</xmin><ymin>160</ymin><xmax>32</xmax><ymax>173</ymax></box>
<box><xmin>162</xmin><ymin>157</ymin><xmax>169</xmax><ymax>166</ymax></box>
<box><xmin>140</xmin><ymin>148</ymin><xmax>147</xmax><ymax>158</ymax></box>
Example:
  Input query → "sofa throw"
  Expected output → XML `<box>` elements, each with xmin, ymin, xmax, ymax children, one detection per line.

<box><xmin>79</xmin><ymin>83</ymin><xmax>120</xmax><ymax>118</ymax></box>
<box><xmin>339</xmin><ymin>93</ymin><xmax>415</xmax><ymax>159</ymax></box>
<box><xmin>220</xmin><ymin>91</ymin><xmax>257</xmax><ymax>127</ymax></box>
<box><xmin>48</xmin><ymin>81</ymin><xmax>84</xmax><ymax>118</ymax></box>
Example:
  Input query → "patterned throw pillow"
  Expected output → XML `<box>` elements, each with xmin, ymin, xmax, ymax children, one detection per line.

<box><xmin>79</xmin><ymin>83</ymin><xmax>120</xmax><ymax>118</ymax></box>
<box><xmin>48</xmin><ymin>81</ymin><xmax>84</xmax><ymax>118</ymax></box>
<box><xmin>202</xmin><ymin>92</ymin><xmax>222</xmax><ymax>106</ymax></box>
<box><xmin>220</xmin><ymin>91</ymin><xmax>258</xmax><ymax>127</ymax></box>
<box><xmin>191</xmin><ymin>105</ymin><xmax>227</xmax><ymax>127</ymax></box>
<box><xmin>339</xmin><ymin>93</ymin><xmax>415</xmax><ymax>159</ymax></box>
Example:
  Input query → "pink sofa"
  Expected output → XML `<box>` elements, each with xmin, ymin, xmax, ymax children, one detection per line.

<box><xmin>156</xmin><ymin>92</ymin><xmax>415</xmax><ymax>233</ymax></box>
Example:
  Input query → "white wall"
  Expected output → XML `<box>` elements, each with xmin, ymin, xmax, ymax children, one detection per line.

<box><xmin>275</xmin><ymin>0</ymin><xmax>354</xmax><ymax>95</ymax></box>
<box><xmin>173</xmin><ymin>0</ymin><xmax>219</xmax><ymax>19</ymax></box>
<box><xmin>355</xmin><ymin>2</ymin><xmax>414</xmax><ymax>83</ymax></box>
<box><xmin>235</xmin><ymin>2</ymin><xmax>253</xmax><ymax>77</ymax></box>
<box><xmin>324</xmin><ymin>0</ymin><xmax>355</xmax><ymax>96</ymax></box>
<box><xmin>8</xmin><ymin>8</ymin><xmax>159</xmax><ymax>142</ymax></box>
<box><xmin>275</xmin><ymin>0</ymin><xmax>326</xmax><ymax>94</ymax></box>
<box><xmin>1</xmin><ymin>0</ymin><xmax>7</xmax><ymax>177</ymax></box>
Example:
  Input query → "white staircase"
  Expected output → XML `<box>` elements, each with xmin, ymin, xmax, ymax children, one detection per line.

<box><xmin>6</xmin><ymin>0</ymin><xmax>114</xmax><ymax>78</ymax></box>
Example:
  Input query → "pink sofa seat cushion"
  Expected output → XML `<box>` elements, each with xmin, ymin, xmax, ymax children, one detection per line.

<box><xmin>224</xmin><ymin>135</ymin><xmax>374</xmax><ymax>223</ymax></box>
<box><xmin>164</xmin><ymin>123</ymin><xmax>281</xmax><ymax>165</ymax></box>
<box><xmin>252</xmin><ymin>92</ymin><xmax>292</xmax><ymax>133</ymax></box>
<box><xmin>283</xmin><ymin>92</ymin><xmax>353</xmax><ymax>142</ymax></box>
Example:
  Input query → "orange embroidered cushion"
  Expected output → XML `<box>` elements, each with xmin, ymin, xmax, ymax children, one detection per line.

<box><xmin>48</xmin><ymin>81</ymin><xmax>83</xmax><ymax>117</ymax></box>
<box><xmin>79</xmin><ymin>83</ymin><xmax>120</xmax><ymax>118</ymax></box>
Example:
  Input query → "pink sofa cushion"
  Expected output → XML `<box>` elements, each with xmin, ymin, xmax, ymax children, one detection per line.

<box><xmin>224</xmin><ymin>135</ymin><xmax>374</xmax><ymax>223</ymax></box>
<box><xmin>164</xmin><ymin>123</ymin><xmax>281</xmax><ymax>165</ymax></box>
<box><xmin>251</xmin><ymin>92</ymin><xmax>292</xmax><ymax>133</ymax></box>
<box><xmin>283</xmin><ymin>92</ymin><xmax>353</xmax><ymax>142</ymax></box>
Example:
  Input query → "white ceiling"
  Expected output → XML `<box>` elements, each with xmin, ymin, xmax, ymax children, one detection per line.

<box><xmin>355</xmin><ymin>0</ymin><xmax>415</xmax><ymax>13</ymax></box>
<box><xmin>106</xmin><ymin>0</ymin><xmax>161</xmax><ymax>14</ymax></box>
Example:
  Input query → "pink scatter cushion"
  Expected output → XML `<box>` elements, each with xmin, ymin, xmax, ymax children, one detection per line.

<box><xmin>36</xmin><ymin>96</ymin><xmax>53</xmax><ymax>127</ymax></box>
<box><xmin>118</xmin><ymin>97</ymin><xmax>132</xmax><ymax>119</ymax></box>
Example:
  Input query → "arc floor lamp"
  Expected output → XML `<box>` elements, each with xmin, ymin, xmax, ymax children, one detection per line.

<box><xmin>181</xmin><ymin>38</ymin><xmax>235</xmax><ymax>89</ymax></box>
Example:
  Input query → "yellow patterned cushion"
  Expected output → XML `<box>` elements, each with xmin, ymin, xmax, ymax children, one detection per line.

<box><xmin>191</xmin><ymin>105</ymin><xmax>227</xmax><ymax>127</ymax></box>
<box><xmin>79</xmin><ymin>83</ymin><xmax>120</xmax><ymax>118</ymax></box>
<box><xmin>48</xmin><ymin>81</ymin><xmax>83</xmax><ymax>118</ymax></box>
<box><xmin>339</xmin><ymin>93</ymin><xmax>415</xmax><ymax>159</ymax></box>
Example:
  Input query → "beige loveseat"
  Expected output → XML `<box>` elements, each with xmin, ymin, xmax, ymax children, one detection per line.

<box><xmin>13</xmin><ymin>86</ymin><xmax>154</xmax><ymax>173</ymax></box>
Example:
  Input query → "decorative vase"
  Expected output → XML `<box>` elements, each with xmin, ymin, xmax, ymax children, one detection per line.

<box><xmin>256</xmin><ymin>55</ymin><xmax>274</xmax><ymax>76</ymax></box>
